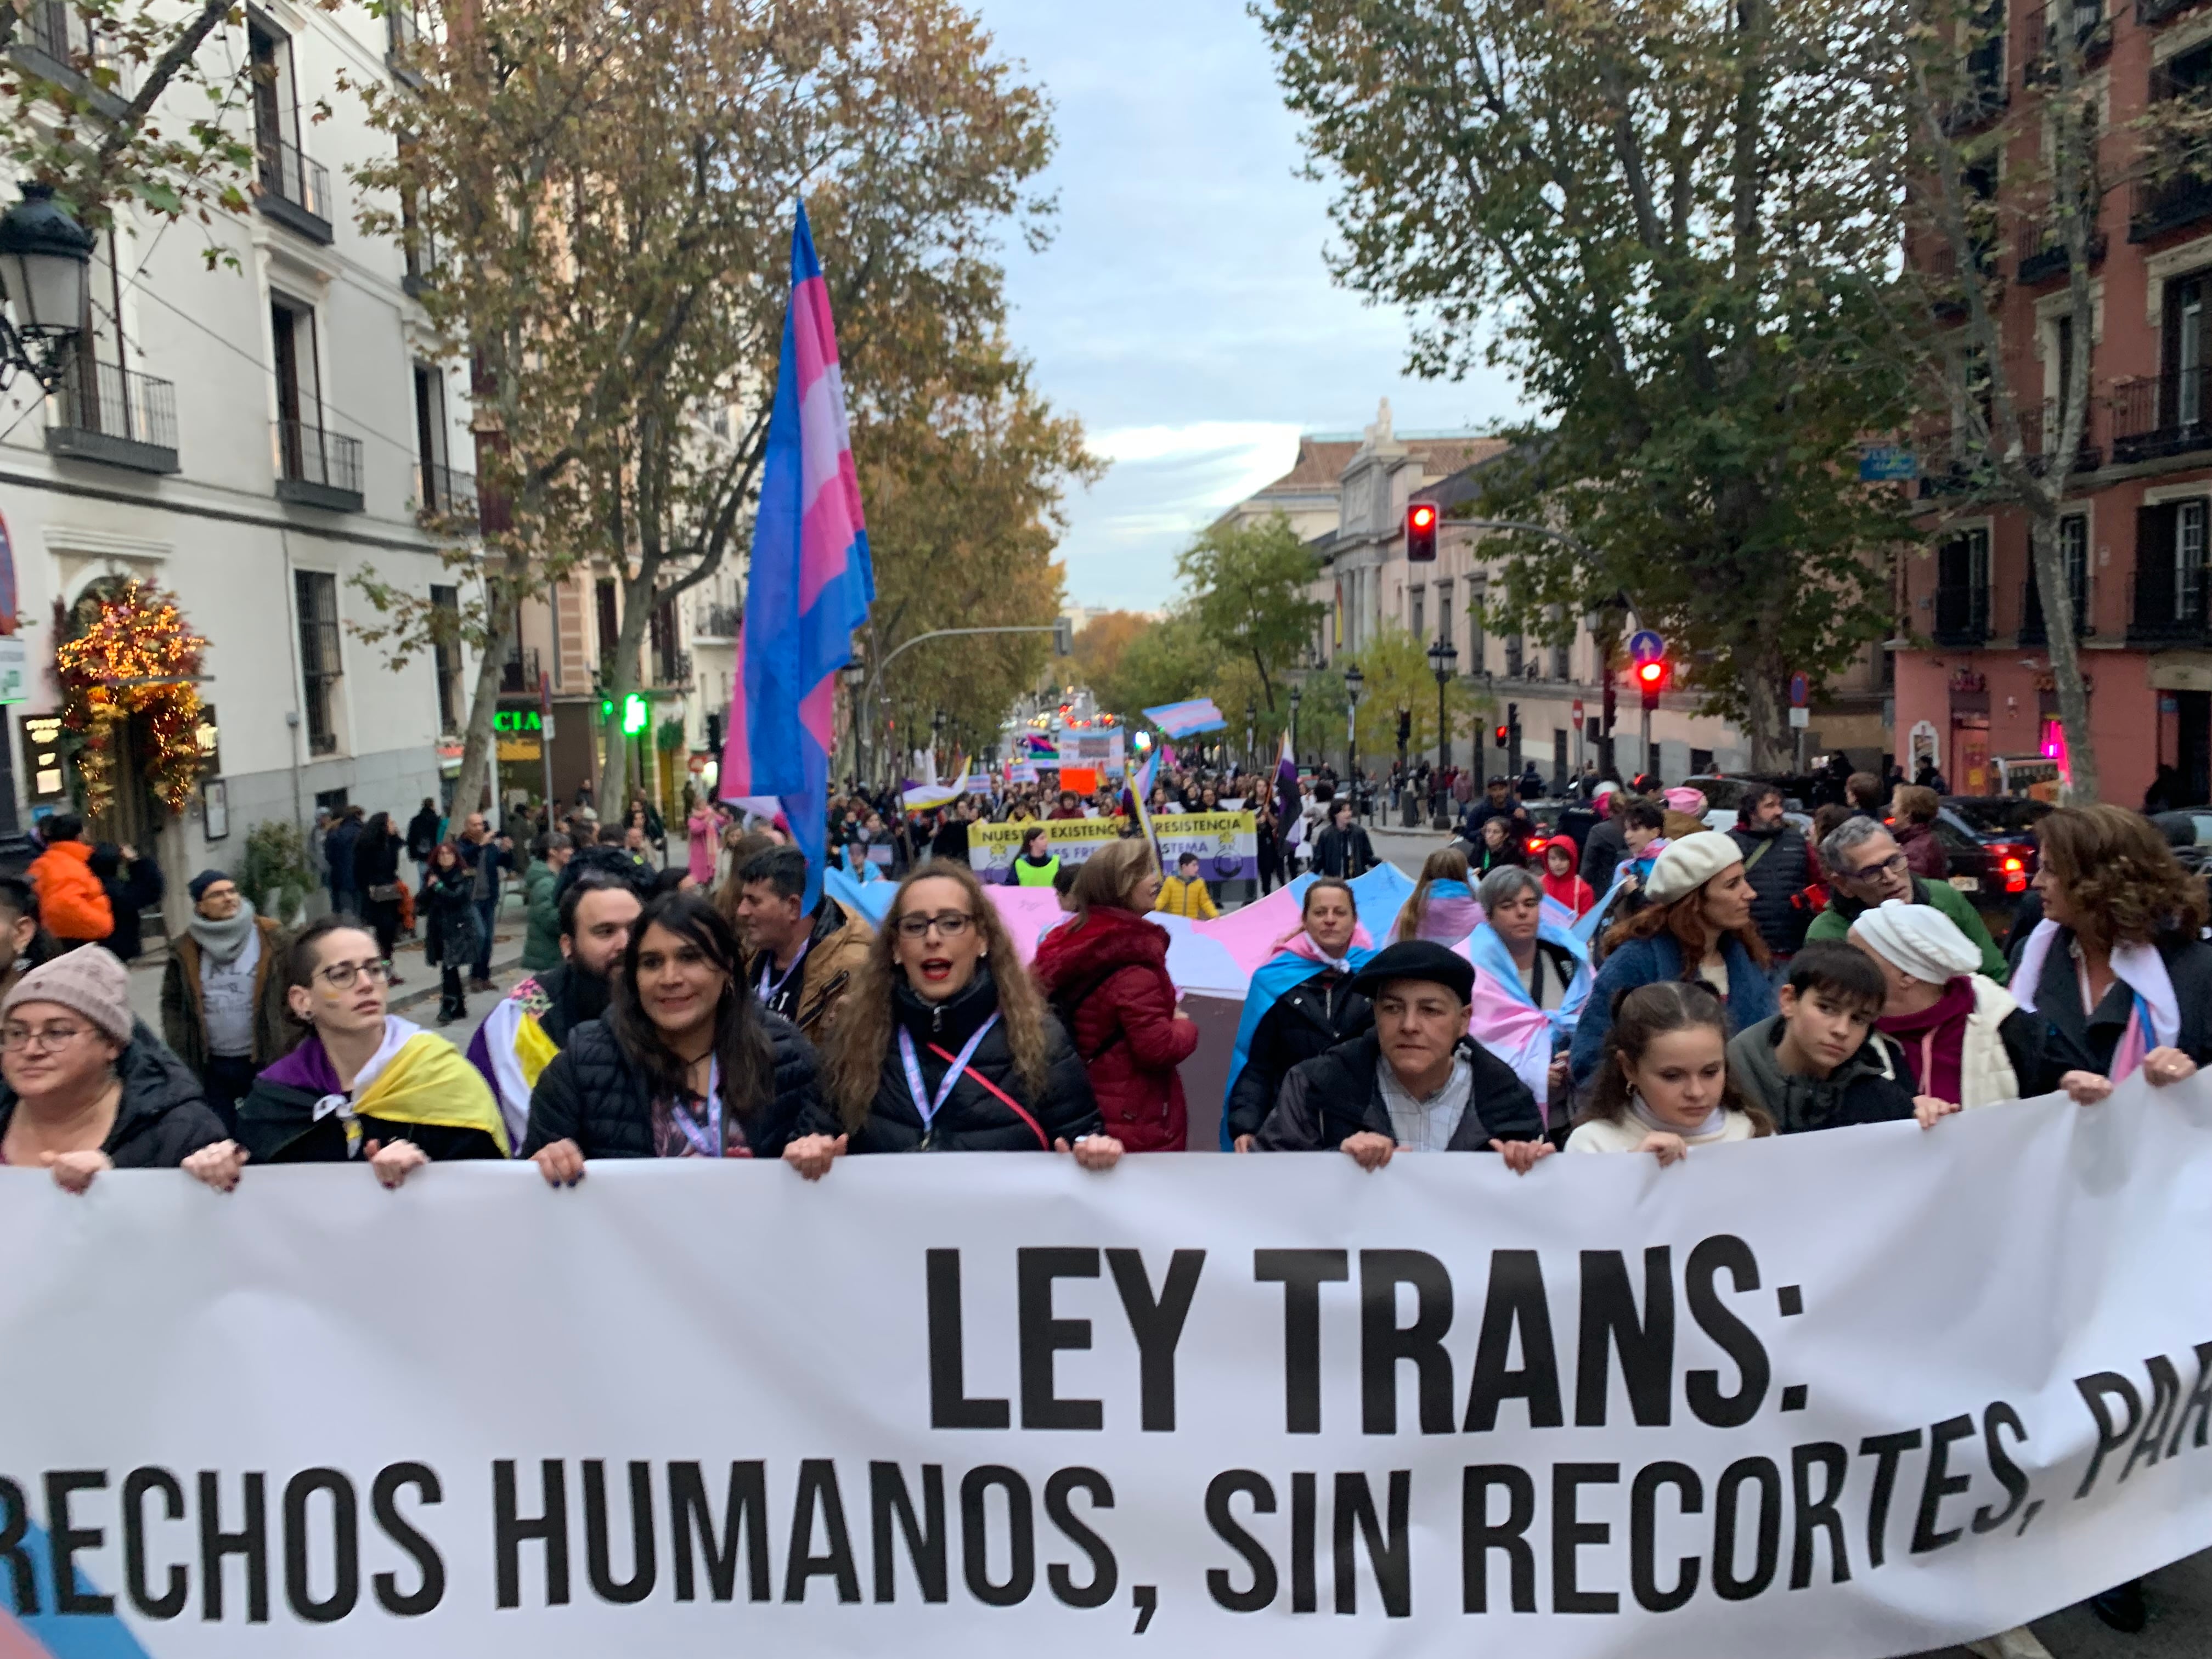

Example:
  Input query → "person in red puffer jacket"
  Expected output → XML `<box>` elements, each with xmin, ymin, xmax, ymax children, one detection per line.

<box><xmin>1030</xmin><ymin>838</ymin><xmax>1201</xmax><ymax>1152</ymax></box>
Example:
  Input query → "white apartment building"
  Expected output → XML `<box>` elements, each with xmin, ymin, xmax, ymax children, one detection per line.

<box><xmin>0</xmin><ymin>0</ymin><xmax>481</xmax><ymax>916</ymax></box>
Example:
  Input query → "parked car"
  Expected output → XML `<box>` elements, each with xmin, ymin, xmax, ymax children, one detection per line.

<box><xmin>1918</xmin><ymin>798</ymin><xmax>2049</xmax><ymax>934</ymax></box>
<box><xmin>2150</xmin><ymin>809</ymin><xmax>2212</xmax><ymax>878</ymax></box>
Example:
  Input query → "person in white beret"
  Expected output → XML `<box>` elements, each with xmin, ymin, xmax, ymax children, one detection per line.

<box><xmin>1570</xmin><ymin>832</ymin><xmax>1776</xmax><ymax>1087</ymax></box>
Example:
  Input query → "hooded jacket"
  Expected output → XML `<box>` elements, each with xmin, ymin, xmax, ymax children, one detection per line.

<box><xmin>1538</xmin><ymin>836</ymin><xmax>1596</xmax><ymax>917</ymax></box>
<box><xmin>1031</xmin><ymin>903</ymin><xmax>1201</xmax><ymax>1152</ymax></box>
<box><xmin>521</xmin><ymin>860</ymin><xmax>563</xmax><ymax>972</ymax></box>
<box><xmin>0</xmin><ymin>1019</ymin><xmax>226</xmax><ymax>1167</ymax></box>
<box><xmin>27</xmin><ymin>839</ymin><xmax>112</xmax><ymax>943</ymax></box>
<box><xmin>837</xmin><ymin>967</ymin><xmax>1101</xmax><ymax>1153</ymax></box>
<box><xmin>745</xmin><ymin>899</ymin><xmax>874</xmax><ymax>1040</ymax></box>
<box><xmin>1254</xmin><ymin>1031</ymin><xmax>1543</xmax><ymax>1152</ymax></box>
<box><xmin>1726</xmin><ymin>1014</ymin><xmax>1917</xmax><ymax>1133</ymax></box>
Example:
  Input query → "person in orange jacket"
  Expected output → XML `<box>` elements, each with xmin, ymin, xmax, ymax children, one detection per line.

<box><xmin>27</xmin><ymin>814</ymin><xmax>114</xmax><ymax>947</ymax></box>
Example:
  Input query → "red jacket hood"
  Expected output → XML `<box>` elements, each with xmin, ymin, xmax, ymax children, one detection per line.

<box><xmin>1031</xmin><ymin>903</ymin><xmax>1169</xmax><ymax>992</ymax></box>
<box><xmin>1542</xmin><ymin>834</ymin><xmax>1580</xmax><ymax>872</ymax></box>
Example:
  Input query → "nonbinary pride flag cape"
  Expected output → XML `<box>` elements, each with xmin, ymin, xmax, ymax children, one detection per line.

<box><xmin>722</xmin><ymin>202</ymin><xmax>874</xmax><ymax>912</ymax></box>
<box><xmin>246</xmin><ymin>1016</ymin><xmax>510</xmax><ymax>1160</ymax></box>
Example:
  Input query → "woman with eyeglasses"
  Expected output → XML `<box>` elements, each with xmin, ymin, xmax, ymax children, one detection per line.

<box><xmin>0</xmin><ymin>947</ymin><xmax>230</xmax><ymax>1192</ymax></box>
<box><xmin>782</xmin><ymin>864</ymin><xmax>1111</xmax><ymax>1176</ymax></box>
<box><xmin>186</xmin><ymin>916</ymin><xmax>509</xmax><ymax>1191</ymax></box>
<box><xmin>523</xmin><ymin>891</ymin><xmax>821</xmax><ymax>1182</ymax></box>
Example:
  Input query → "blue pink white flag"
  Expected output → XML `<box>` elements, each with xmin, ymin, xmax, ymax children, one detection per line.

<box><xmin>721</xmin><ymin>204</ymin><xmax>874</xmax><ymax>909</ymax></box>
<box><xmin>1141</xmin><ymin>697</ymin><xmax>1227</xmax><ymax>737</ymax></box>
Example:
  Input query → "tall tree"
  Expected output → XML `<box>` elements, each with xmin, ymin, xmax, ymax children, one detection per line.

<box><xmin>1259</xmin><ymin>0</ymin><xmax>1916</xmax><ymax>766</ymax></box>
<box><xmin>1071</xmin><ymin>611</ymin><xmax>1154</xmax><ymax>704</ymax></box>
<box><xmin>1176</xmin><ymin>513</ymin><xmax>1325</xmax><ymax>715</ymax></box>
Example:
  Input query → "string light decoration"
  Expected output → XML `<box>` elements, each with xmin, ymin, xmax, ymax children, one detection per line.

<box><xmin>54</xmin><ymin>579</ymin><xmax>208</xmax><ymax>822</ymax></box>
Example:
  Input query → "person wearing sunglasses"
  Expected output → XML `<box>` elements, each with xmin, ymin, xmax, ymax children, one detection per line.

<box><xmin>194</xmin><ymin>916</ymin><xmax>510</xmax><ymax>1191</ymax></box>
<box><xmin>1801</xmin><ymin>815</ymin><xmax>2005</xmax><ymax>978</ymax></box>
<box><xmin>0</xmin><ymin>947</ymin><xmax>230</xmax><ymax>1193</ymax></box>
<box><xmin>783</xmin><ymin>864</ymin><xmax>1113</xmax><ymax>1177</ymax></box>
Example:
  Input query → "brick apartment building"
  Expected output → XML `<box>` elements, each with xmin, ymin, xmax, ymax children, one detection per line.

<box><xmin>1899</xmin><ymin>0</ymin><xmax>2212</xmax><ymax>803</ymax></box>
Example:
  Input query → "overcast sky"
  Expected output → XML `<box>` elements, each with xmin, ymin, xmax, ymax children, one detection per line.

<box><xmin>969</xmin><ymin>0</ymin><xmax>1527</xmax><ymax>612</ymax></box>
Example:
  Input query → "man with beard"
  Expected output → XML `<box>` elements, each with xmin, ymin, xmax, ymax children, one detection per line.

<box><xmin>159</xmin><ymin>870</ymin><xmax>292</xmax><ymax>1132</ymax></box>
<box><xmin>0</xmin><ymin>877</ymin><xmax>45</xmax><ymax>1000</ymax></box>
<box><xmin>467</xmin><ymin>868</ymin><xmax>645</xmax><ymax>1149</ymax></box>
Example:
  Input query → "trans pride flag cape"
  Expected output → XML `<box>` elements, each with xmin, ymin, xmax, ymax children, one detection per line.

<box><xmin>1461</xmin><ymin>921</ymin><xmax>1594</xmax><ymax>1119</ymax></box>
<box><xmin>722</xmin><ymin>203</ymin><xmax>874</xmax><ymax>912</ymax></box>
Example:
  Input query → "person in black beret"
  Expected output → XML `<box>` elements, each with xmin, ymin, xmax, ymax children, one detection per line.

<box><xmin>1252</xmin><ymin>939</ymin><xmax>1551</xmax><ymax>1170</ymax></box>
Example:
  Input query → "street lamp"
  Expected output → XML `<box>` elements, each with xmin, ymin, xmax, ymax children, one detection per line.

<box><xmin>0</xmin><ymin>184</ymin><xmax>94</xmax><ymax>392</ymax></box>
<box><xmin>1344</xmin><ymin>662</ymin><xmax>1365</xmax><ymax>817</ymax></box>
<box><xmin>840</xmin><ymin>661</ymin><xmax>866</xmax><ymax>782</ymax></box>
<box><xmin>1289</xmin><ymin>682</ymin><xmax>1303</xmax><ymax>764</ymax></box>
<box><xmin>1427</xmin><ymin>635</ymin><xmax>1459</xmax><ymax>827</ymax></box>
<box><xmin>1244</xmin><ymin>698</ymin><xmax>1256</xmax><ymax>770</ymax></box>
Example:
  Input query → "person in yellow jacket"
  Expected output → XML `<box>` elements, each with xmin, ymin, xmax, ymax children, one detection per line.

<box><xmin>1154</xmin><ymin>851</ymin><xmax>1219</xmax><ymax>919</ymax></box>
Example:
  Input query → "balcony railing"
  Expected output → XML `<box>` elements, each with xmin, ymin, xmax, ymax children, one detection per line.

<box><xmin>44</xmin><ymin>358</ymin><xmax>178</xmax><ymax>473</ymax></box>
<box><xmin>2015</xmin><ymin>219</ymin><xmax>2107</xmax><ymax>284</ymax></box>
<box><xmin>649</xmin><ymin>648</ymin><xmax>693</xmax><ymax>689</ymax></box>
<box><xmin>15</xmin><ymin>2</ymin><xmax>127</xmax><ymax>112</ymax></box>
<box><xmin>500</xmin><ymin>647</ymin><xmax>541</xmax><ymax>695</ymax></box>
<box><xmin>2111</xmin><ymin>370</ymin><xmax>2212</xmax><ymax>463</ymax></box>
<box><xmin>1933</xmin><ymin>580</ymin><xmax>1993</xmax><ymax>646</ymax></box>
<box><xmin>1918</xmin><ymin>236</ymin><xmax>2002</xmax><ymax>317</ymax></box>
<box><xmin>402</xmin><ymin>223</ymin><xmax>438</xmax><ymax>296</ymax></box>
<box><xmin>2130</xmin><ymin>555</ymin><xmax>2212</xmax><ymax>645</ymax></box>
<box><xmin>2020</xmin><ymin>573</ymin><xmax>2093</xmax><ymax>644</ymax></box>
<box><xmin>2022</xmin><ymin>0</ymin><xmax>2112</xmax><ymax>81</ymax></box>
<box><xmin>2140</xmin><ymin>0</ymin><xmax>2208</xmax><ymax>24</ymax></box>
<box><xmin>414</xmin><ymin>460</ymin><xmax>477</xmax><ymax>521</ymax></box>
<box><xmin>693</xmin><ymin>601</ymin><xmax>740</xmax><ymax>640</ymax></box>
<box><xmin>256</xmin><ymin>133</ymin><xmax>333</xmax><ymax>242</ymax></box>
<box><xmin>2131</xmin><ymin>149</ymin><xmax>2212</xmax><ymax>242</ymax></box>
<box><xmin>386</xmin><ymin>1</ymin><xmax>425</xmax><ymax>81</ymax></box>
<box><xmin>274</xmin><ymin>419</ymin><xmax>364</xmax><ymax>511</ymax></box>
<box><xmin>2021</xmin><ymin>397</ymin><xmax>2104</xmax><ymax>475</ymax></box>
<box><xmin>1943</xmin><ymin>45</ymin><xmax>2010</xmax><ymax>133</ymax></box>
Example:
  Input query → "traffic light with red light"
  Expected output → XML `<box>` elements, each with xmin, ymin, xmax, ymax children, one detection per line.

<box><xmin>1494</xmin><ymin>723</ymin><xmax>1510</xmax><ymax>747</ymax></box>
<box><xmin>1636</xmin><ymin>658</ymin><xmax>1669</xmax><ymax>712</ymax></box>
<box><xmin>1407</xmin><ymin>502</ymin><xmax>1438</xmax><ymax>562</ymax></box>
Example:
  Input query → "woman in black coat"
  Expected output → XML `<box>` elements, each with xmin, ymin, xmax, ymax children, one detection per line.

<box><xmin>781</xmin><ymin>862</ymin><xmax>1113</xmax><ymax>1176</ymax></box>
<box><xmin>352</xmin><ymin>811</ymin><xmax>406</xmax><ymax>974</ymax></box>
<box><xmin>420</xmin><ymin>840</ymin><xmax>478</xmax><ymax>1025</ymax></box>
<box><xmin>523</xmin><ymin>890</ymin><xmax>821</xmax><ymax>1177</ymax></box>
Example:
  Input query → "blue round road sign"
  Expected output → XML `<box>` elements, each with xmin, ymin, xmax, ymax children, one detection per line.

<box><xmin>1628</xmin><ymin>630</ymin><xmax>1664</xmax><ymax>666</ymax></box>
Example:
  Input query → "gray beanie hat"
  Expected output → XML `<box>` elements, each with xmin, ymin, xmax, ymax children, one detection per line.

<box><xmin>1</xmin><ymin>945</ymin><xmax>134</xmax><ymax>1047</ymax></box>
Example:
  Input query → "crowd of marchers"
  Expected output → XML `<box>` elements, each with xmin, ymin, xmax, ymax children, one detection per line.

<box><xmin>0</xmin><ymin>773</ymin><xmax>2200</xmax><ymax>1649</ymax></box>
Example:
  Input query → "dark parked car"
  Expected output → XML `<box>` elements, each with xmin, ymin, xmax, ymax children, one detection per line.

<box><xmin>1918</xmin><ymin>799</ymin><xmax>2049</xmax><ymax>941</ymax></box>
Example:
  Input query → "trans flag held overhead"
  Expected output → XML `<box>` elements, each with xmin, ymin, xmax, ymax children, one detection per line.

<box><xmin>721</xmin><ymin>204</ymin><xmax>874</xmax><ymax>907</ymax></box>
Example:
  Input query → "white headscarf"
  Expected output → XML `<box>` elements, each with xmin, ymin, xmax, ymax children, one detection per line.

<box><xmin>1848</xmin><ymin>899</ymin><xmax>1981</xmax><ymax>986</ymax></box>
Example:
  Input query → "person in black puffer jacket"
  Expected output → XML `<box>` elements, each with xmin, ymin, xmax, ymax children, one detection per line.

<box><xmin>784</xmin><ymin>862</ymin><xmax>1110</xmax><ymax>1175</ymax></box>
<box><xmin>1727</xmin><ymin>782</ymin><xmax>1813</xmax><ymax>961</ymax></box>
<box><xmin>523</xmin><ymin>891</ymin><xmax>821</xmax><ymax>1177</ymax></box>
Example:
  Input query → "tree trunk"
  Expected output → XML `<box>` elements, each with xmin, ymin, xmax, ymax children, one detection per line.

<box><xmin>1741</xmin><ymin>660</ymin><xmax>1790</xmax><ymax>774</ymax></box>
<box><xmin>599</xmin><ymin>565</ymin><xmax>660</xmax><ymax>815</ymax></box>
<box><xmin>448</xmin><ymin>552</ymin><xmax>526</xmax><ymax>827</ymax></box>
<box><xmin>2029</xmin><ymin>510</ymin><xmax>2100</xmax><ymax>803</ymax></box>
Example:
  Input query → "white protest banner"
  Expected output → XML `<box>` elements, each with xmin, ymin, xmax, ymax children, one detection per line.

<box><xmin>1</xmin><ymin>1082</ymin><xmax>2209</xmax><ymax>1658</ymax></box>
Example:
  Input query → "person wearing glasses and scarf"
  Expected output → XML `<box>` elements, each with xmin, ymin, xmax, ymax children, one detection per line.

<box><xmin>188</xmin><ymin>916</ymin><xmax>509</xmax><ymax>1193</ymax></box>
<box><xmin>781</xmin><ymin>863</ymin><xmax>1110</xmax><ymax>1176</ymax></box>
<box><xmin>524</xmin><ymin>891</ymin><xmax>821</xmax><ymax>1183</ymax></box>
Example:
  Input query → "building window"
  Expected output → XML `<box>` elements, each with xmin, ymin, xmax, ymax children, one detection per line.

<box><xmin>295</xmin><ymin>569</ymin><xmax>341</xmax><ymax>755</ymax></box>
<box><xmin>430</xmin><ymin>584</ymin><xmax>461</xmax><ymax>734</ymax></box>
<box><xmin>596</xmin><ymin>578</ymin><xmax>619</xmax><ymax>658</ymax></box>
<box><xmin>414</xmin><ymin>363</ymin><xmax>449</xmax><ymax>507</ymax></box>
<box><xmin>1409</xmin><ymin>586</ymin><xmax>1425</xmax><ymax>641</ymax></box>
<box><xmin>271</xmin><ymin>294</ymin><xmax>319</xmax><ymax>466</ymax></box>
<box><xmin>1504</xmin><ymin>633</ymin><xmax>1524</xmax><ymax>679</ymax></box>
<box><xmin>2060</xmin><ymin>512</ymin><xmax>2090</xmax><ymax>620</ymax></box>
<box><xmin>1936</xmin><ymin>527</ymin><xmax>1992</xmax><ymax>642</ymax></box>
<box><xmin>2178</xmin><ymin>499</ymin><xmax>2206</xmax><ymax>619</ymax></box>
<box><xmin>1465</xmin><ymin>590</ymin><xmax>1483</xmax><ymax>673</ymax></box>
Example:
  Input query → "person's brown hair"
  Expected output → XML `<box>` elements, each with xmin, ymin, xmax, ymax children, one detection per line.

<box><xmin>1892</xmin><ymin>784</ymin><xmax>1940</xmax><ymax>826</ymax></box>
<box><xmin>2035</xmin><ymin>803</ymin><xmax>2208</xmax><ymax>949</ymax></box>
<box><xmin>1846</xmin><ymin>771</ymin><xmax>1883</xmax><ymax>809</ymax></box>
<box><xmin>1069</xmin><ymin>837</ymin><xmax>1156</xmax><ymax>926</ymax></box>
<box><xmin>1301</xmin><ymin>877</ymin><xmax>1357</xmax><ymax>918</ymax></box>
<box><xmin>1396</xmin><ymin>847</ymin><xmax>1471</xmax><ymax>943</ymax></box>
<box><xmin>1601</xmin><ymin>875</ymin><xmax>1772</xmax><ymax>974</ymax></box>
<box><xmin>1579</xmin><ymin>980</ymin><xmax>1774</xmax><ymax>1136</ymax></box>
<box><xmin>710</xmin><ymin>830</ymin><xmax>780</xmax><ymax>930</ymax></box>
<box><xmin>821</xmin><ymin>862</ymin><xmax>1049</xmax><ymax>1130</ymax></box>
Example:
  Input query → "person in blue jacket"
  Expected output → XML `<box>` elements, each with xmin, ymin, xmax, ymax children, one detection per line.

<box><xmin>1570</xmin><ymin>832</ymin><xmax>1777</xmax><ymax>1087</ymax></box>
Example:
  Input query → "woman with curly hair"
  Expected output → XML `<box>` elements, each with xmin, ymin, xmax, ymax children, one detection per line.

<box><xmin>1570</xmin><ymin>833</ymin><xmax>1775</xmax><ymax>1086</ymax></box>
<box><xmin>2011</xmin><ymin>804</ymin><xmax>2210</xmax><ymax>1087</ymax></box>
<box><xmin>783</xmin><ymin>862</ymin><xmax>1114</xmax><ymax>1176</ymax></box>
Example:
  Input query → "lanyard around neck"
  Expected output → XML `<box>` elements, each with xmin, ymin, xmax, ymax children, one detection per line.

<box><xmin>755</xmin><ymin>935</ymin><xmax>811</xmax><ymax>1006</ymax></box>
<box><xmin>898</xmin><ymin>1013</ymin><xmax>1000</xmax><ymax>1128</ymax></box>
<box><xmin>666</xmin><ymin>1056</ymin><xmax>724</xmax><ymax>1156</ymax></box>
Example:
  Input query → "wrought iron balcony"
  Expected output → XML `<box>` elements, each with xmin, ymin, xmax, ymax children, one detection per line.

<box><xmin>255</xmin><ymin>133</ymin><xmax>333</xmax><ymax>243</ymax></box>
<box><xmin>500</xmin><ymin>647</ymin><xmax>541</xmax><ymax>695</ymax></box>
<box><xmin>2111</xmin><ymin>370</ymin><xmax>2212</xmax><ymax>464</ymax></box>
<box><xmin>274</xmin><ymin>419</ymin><xmax>364</xmax><ymax>512</ymax></box>
<box><xmin>2130</xmin><ymin>555</ymin><xmax>2212</xmax><ymax>645</ymax></box>
<box><xmin>2140</xmin><ymin>0</ymin><xmax>2209</xmax><ymax>24</ymax></box>
<box><xmin>44</xmin><ymin>358</ymin><xmax>178</xmax><ymax>473</ymax></box>
<box><xmin>414</xmin><ymin>460</ymin><xmax>477</xmax><ymax>522</ymax></box>
<box><xmin>2015</xmin><ymin>220</ymin><xmax>2107</xmax><ymax>285</ymax></box>
<box><xmin>2131</xmin><ymin>149</ymin><xmax>2212</xmax><ymax>242</ymax></box>
<box><xmin>2022</xmin><ymin>0</ymin><xmax>2112</xmax><ymax>82</ymax></box>
<box><xmin>693</xmin><ymin>602</ymin><xmax>741</xmax><ymax>640</ymax></box>
<box><xmin>13</xmin><ymin>2</ymin><xmax>128</xmax><ymax>116</ymax></box>
<box><xmin>2021</xmin><ymin>397</ymin><xmax>2104</xmax><ymax>476</ymax></box>
<box><xmin>2019</xmin><ymin>573</ymin><xmax>2092</xmax><ymax>645</ymax></box>
<box><xmin>1933</xmin><ymin>580</ymin><xmax>1993</xmax><ymax>647</ymax></box>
